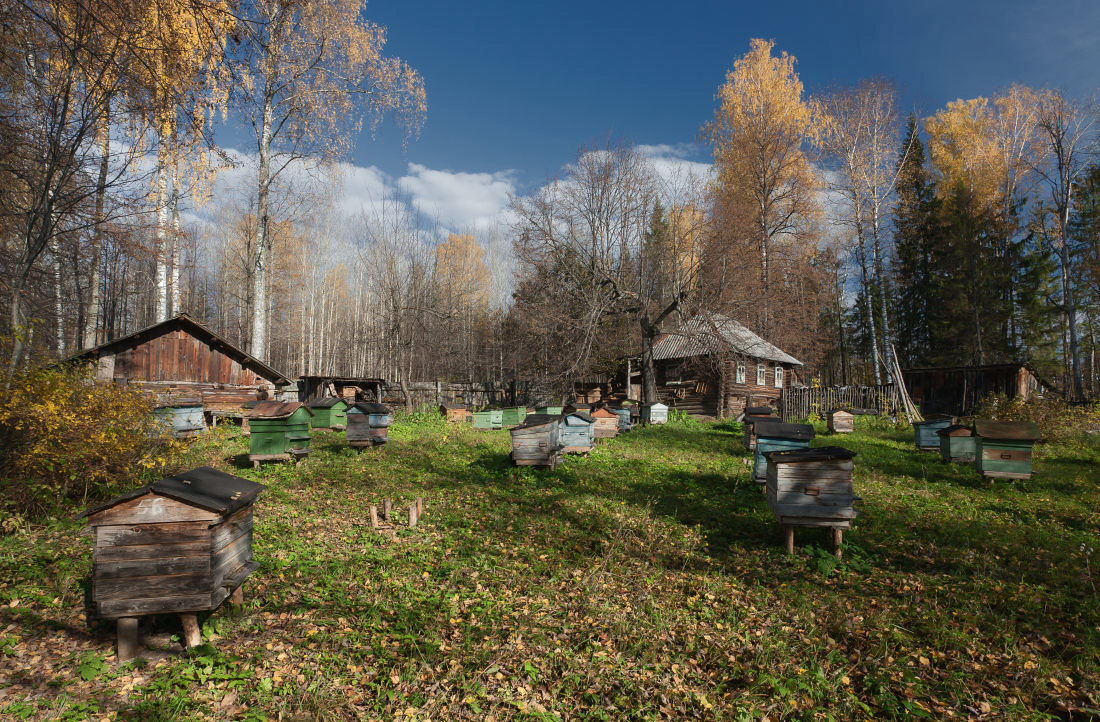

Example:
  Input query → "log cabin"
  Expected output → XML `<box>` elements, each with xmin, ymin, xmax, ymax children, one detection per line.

<box><xmin>645</xmin><ymin>312</ymin><xmax>803</xmax><ymax>419</ymax></box>
<box><xmin>901</xmin><ymin>363</ymin><xmax>1044</xmax><ymax>416</ymax></box>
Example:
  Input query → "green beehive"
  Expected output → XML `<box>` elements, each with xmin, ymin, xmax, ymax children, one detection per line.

<box><xmin>913</xmin><ymin>414</ymin><xmax>955</xmax><ymax>450</ymax></box>
<box><xmin>472</xmin><ymin>409</ymin><xmax>503</xmax><ymax>430</ymax></box>
<box><xmin>975</xmin><ymin>420</ymin><xmax>1040</xmax><ymax>481</ymax></box>
<box><xmin>937</xmin><ymin>424</ymin><xmax>976</xmax><ymax>463</ymax></box>
<box><xmin>501</xmin><ymin>406</ymin><xmax>527</xmax><ymax>428</ymax></box>
<box><xmin>752</xmin><ymin>420</ymin><xmax>815</xmax><ymax>484</ymax></box>
<box><xmin>307</xmin><ymin>397</ymin><xmax>348</xmax><ymax>431</ymax></box>
<box><xmin>247</xmin><ymin>402</ymin><xmax>313</xmax><ymax>466</ymax></box>
<box><xmin>535</xmin><ymin>406</ymin><xmax>563</xmax><ymax>416</ymax></box>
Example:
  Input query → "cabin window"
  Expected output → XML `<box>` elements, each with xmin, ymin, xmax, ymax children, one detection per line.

<box><xmin>665</xmin><ymin>362</ymin><xmax>683</xmax><ymax>384</ymax></box>
<box><xmin>775</xmin><ymin>367</ymin><xmax>784</xmax><ymax>388</ymax></box>
<box><xmin>756</xmin><ymin>364</ymin><xmax>766</xmax><ymax>386</ymax></box>
<box><xmin>735</xmin><ymin>362</ymin><xmax>746</xmax><ymax>384</ymax></box>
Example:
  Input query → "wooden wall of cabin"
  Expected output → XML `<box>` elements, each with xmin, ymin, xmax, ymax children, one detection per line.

<box><xmin>106</xmin><ymin>328</ymin><xmax>275</xmax><ymax>389</ymax></box>
<box><xmin>714</xmin><ymin>357</ymin><xmax>799</xmax><ymax>419</ymax></box>
<box><xmin>639</xmin><ymin>356</ymin><xmax>800</xmax><ymax>420</ymax></box>
<box><xmin>903</xmin><ymin>365</ymin><xmax>1038</xmax><ymax>416</ymax></box>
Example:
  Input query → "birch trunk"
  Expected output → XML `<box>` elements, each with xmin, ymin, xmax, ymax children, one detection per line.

<box><xmin>52</xmin><ymin>236</ymin><xmax>64</xmax><ymax>355</ymax></box>
<box><xmin>84</xmin><ymin>106</ymin><xmax>110</xmax><ymax>348</ymax></box>
<box><xmin>153</xmin><ymin>148</ymin><xmax>170</xmax><ymax>322</ymax></box>
<box><xmin>169</xmin><ymin>152</ymin><xmax>181</xmax><ymax>316</ymax></box>
<box><xmin>250</xmin><ymin>81</ymin><xmax>275</xmax><ymax>360</ymax></box>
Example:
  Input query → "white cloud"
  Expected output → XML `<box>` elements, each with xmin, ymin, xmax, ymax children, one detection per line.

<box><xmin>397</xmin><ymin>164</ymin><xmax>517</xmax><ymax>232</ymax></box>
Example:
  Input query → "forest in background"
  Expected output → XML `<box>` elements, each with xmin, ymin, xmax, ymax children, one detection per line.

<box><xmin>2</xmin><ymin>1</ymin><xmax>1099</xmax><ymax>400</ymax></box>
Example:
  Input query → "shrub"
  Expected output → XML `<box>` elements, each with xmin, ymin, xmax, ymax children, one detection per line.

<box><xmin>971</xmin><ymin>392</ymin><xmax>1100</xmax><ymax>442</ymax></box>
<box><xmin>0</xmin><ymin>364</ymin><xmax>181</xmax><ymax>514</ymax></box>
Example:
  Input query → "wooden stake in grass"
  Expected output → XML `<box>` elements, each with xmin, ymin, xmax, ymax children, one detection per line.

<box><xmin>382</xmin><ymin>498</ymin><xmax>392</xmax><ymax>522</ymax></box>
<box><xmin>369</xmin><ymin>504</ymin><xmax>378</xmax><ymax>529</ymax></box>
<box><xmin>832</xmin><ymin>528</ymin><xmax>843</xmax><ymax>561</ymax></box>
<box><xmin>181</xmin><ymin>614</ymin><xmax>201</xmax><ymax>648</ymax></box>
<box><xmin>408</xmin><ymin>505</ymin><xmax>418</xmax><ymax>528</ymax></box>
<box><xmin>784</xmin><ymin>525</ymin><xmax>795</xmax><ymax>555</ymax></box>
<box><xmin>416</xmin><ymin>496</ymin><xmax>424</xmax><ymax>518</ymax></box>
<box><xmin>117</xmin><ymin>617</ymin><xmax>138</xmax><ymax>662</ymax></box>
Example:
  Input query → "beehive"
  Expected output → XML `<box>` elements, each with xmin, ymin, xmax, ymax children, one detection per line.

<box><xmin>974</xmin><ymin>420</ymin><xmax>1040</xmax><ymax>481</ymax></box>
<box><xmin>501</xmin><ymin>406</ymin><xmax>527</xmax><ymax>428</ymax></box>
<box><xmin>752</xmin><ymin>420</ymin><xmax>815</xmax><ymax>483</ymax></box>
<box><xmin>742</xmin><ymin>405</ymin><xmax>775</xmax><ymax>449</ymax></box>
<box><xmin>561</xmin><ymin>411</ymin><xmax>595</xmax><ymax>453</ymax></box>
<box><xmin>247</xmin><ymin>402</ymin><xmax>313</xmax><ymax>465</ymax></box>
<box><xmin>590</xmin><ymin>408</ymin><xmax>619</xmax><ymax>439</ymax></box>
<box><xmin>510</xmin><ymin>414</ymin><xmax>563</xmax><ymax>468</ymax></box>
<box><xmin>913</xmin><ymin>414</ymin><xmax>955</xmax><ymax>450</ymax></box>
<box><xmin>765</xmin><ymin>446</ymin><xmax>858</xmax><ymax>557</ymax></box>
<box><xmin>937</xmin><ymin>424</ymin><xmax>976</xmax><ymax>463</ymax></box>
<box><xmin>472</xmin><ymin>409</ymin><xmax>504</xmax><ymax>430</ymax></box>
<box><xmin>826</xmin><ymin>409</ymin><xmax>854</xmax><ymax>434</ymax></box>
<box><xmin>347</xmin><ymin>403</ymin><xmax>393</xmax><ymax>448</ymax></box>
<box><xmin>307</xmin><ymin>397</ymin><xmax>348</xmax><ymax>431</ymax></box>
<box><xmin>440</xmin><ymin>403</ymin><xmax>470</xmax><ymax>422</ymax></box>
<box><xmin>80</xmin><ymin>467</ymin><xmax>264</xmax><ymax>660</ymax></box>
<box><xmin>612</xmin><ymin>408</ymin><xmax>632</xmax><ymax>433</ymax></box>
<box><xmin>641</xmin><ymin>402</ymin><xmax>669</xmax><ymax>425</ymax></box>
<box><xmin>535</xmin><ymin>406</ymin><xmax>563</xmax><ymax>416</ymax></box>
<box><xmin>152</xmin><ymin>401</ymin><xmax>205</xmax><ymax>438</ymax></box>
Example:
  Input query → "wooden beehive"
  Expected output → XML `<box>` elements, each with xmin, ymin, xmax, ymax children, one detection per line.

<box><xmin>347</xmin><ymin>403</ymin><xmax>392</xmax><ymax>448</ymax></box>
<box><xmin>937</xmin><ymin>424</ymin><xmax>976</xmax><ymax>463</ymax></box>
<box><xmin>152</xmin><ymin>400</ymin><xmax>205</xmax><ymax>438</ymax></box>
<box><xmin>913</xmin><ymin>414</ymin><xmax>955</xmax><ymax>450</ymax></box>
<box><xmin>561</xmin><ymin>411</ymin><xmax>595</xmax><ymax>454</ymax></box>
<box><xmin>80</xmin><ymin>467</ymin><xmax>264</xmax><ymax>660</ymax></box>
<box><xmin>612</xmin><ymin>408</ymin><xmax>632</xmax><ymax>433</ymax></box>
<box><xmin>765</xmin><ymin>446</ymin><xmax>858</xmax><ymax>557</ymax></box>
<box><xmin>641</xmin><ymin>402</ymin><xmax>668</xmax><ymax>425</ymax></box>
<box><xmin>535</xmin><ymin>405</ymin><xmax>563</xmax><ymax>416</ymax></box>
<box><xmin>590</xmin><ymin>407</ymin><xmax>619</xmax><ymax>439</ymax></box>
<box><xmin>742</xmin><ymin>405</ymin><xmax>775</xmax><ymax>449</ymax></box>
<box><xmin>439</xmin><ymin>403</ymin><xmax>470</xmax><ymax>422</ymax></box>
<box><xmin>974</xmin><ymin>420</ymin><xmax>1040</xmax><ymax>481</ymax></box>
<box><xmin>472</xmin><ymin>409</ymin><xmax>503</xmax><ymax>430</ymax></box>
<box><xmin>307</xmin><ymin>397</ymin><xmax>348</xmax><ymax>431</ymax></box>
<box><xmin>510</xmin><ymin>414</ymin><xmax>563</xmax><ymax>468</ymax></box>
<box><xmin>826</xmin><ymin>409</ymin><xmax>854</xmax><ymax>434</ymax></box>
<box><xmin>752</xmin><ymin>420</ymin><xmax>815</xmax><ymax>483</ymax></box>
<box><xmin>247</xmin><ymin>402</ymin><xmax>313</xmax><ymax>466</ymax></box>
<box><xmin>501</xmin><ymin>406</ymin><xmax>527</xmax><ymax>428</ymax></box>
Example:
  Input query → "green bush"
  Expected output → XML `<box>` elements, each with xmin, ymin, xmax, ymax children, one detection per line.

<box><xmin>972</xmin><ymin>392</ymin><xmax>1100</xmax><ymax>442</ymax></box>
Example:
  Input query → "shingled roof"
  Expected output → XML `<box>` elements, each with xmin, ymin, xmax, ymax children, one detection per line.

<box><xmin>651</xmin><ymin>312</ymin><xmax>803</xmax><ymax>366</ymax></box>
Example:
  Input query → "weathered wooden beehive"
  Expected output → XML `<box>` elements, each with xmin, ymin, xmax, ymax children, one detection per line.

<box><xmin>742</xmin><ymin>405</ymin><xmax>775</xmax><ymax>450</ymax></box>
<box><xmin>590</xmin><ymin>407</ymin><xmax>619</xmax><ymax>439</ymax></box>
<box><xmin>247</xmin><ymin>402</ymin><xmax>313</xmax><ymax>466</ymax></box>
<box><xmin>80</xmin><ymin>467</ymin><xmax>264</xmax><ymax>660</ymax></box>
<box><xmin>501</xmin><ymin>406</ymin><xmax>527</xmax><ymax>428</ymax></box>
<box><xmin>472</xmin><ymin>409</ymin><xmax>504</xmax><ymax>430</ymax></box>
<box><xmin>826</xmin><ymin>409</ymin><xmax>854</xmax><ymax>434</ymax></box>
<box><xmin>347</xmin><ymin>402</ymin><xmax>393</xmax><ymax>448</ymax></box>
<box><xmin>937</xmin><ymin>424</ymin><xmax>976</xmax><ymax>463</ymax></box>
<box><xmin>440</xmin><ymin>403</ymin><xmax>470</xmax><ymax>422</ymax></box>
<box><xmin>561</xmin><ymin>411</ymin><xmax>595</xmax><ymax>454</ymax></box>
<box><xmin>510</xmin><ymin>414</ymin><xmax>563</xmax><ymax>468</ymax></box>
<box><xmin>764</xmin><ymin>446</ymin><xmax>858</xmax><ymax>558</ymax></box>
<box><xmin>913</xmin><ymin>414</ymin><xmax>955</xmax><ymax>450</ymax></box>
<box><xmin>612</xmin><ymin>407</ymin><xmax>632</xmax><ymax>433</ymax></box>
<box><xmin>535</xmin><ymin>405</ymin><xmax>563</xmax><ymax>416</ymax></box>
<box><xmin>307</xmin><ymin>397</ymin><xmax>348</xmax><ymax>431</ymax></box>
<box><xmin>974</xmin><ymin>420</ymin><xmax>1040</xmax><ymax>481</ymax></box>
<box><xmin>752</xmin><ymin>420</ymin><xmax>815</xmax><ymax>483</ymax></box>
<box><xmin>641</xmin><ymin>402</ymin><xmax>669</xmax><ymax>425</ymax></box>
<box><xmin>152</xmin><ymin>400</ymin><xmax>205</xmax><ymax>438</ymax></box>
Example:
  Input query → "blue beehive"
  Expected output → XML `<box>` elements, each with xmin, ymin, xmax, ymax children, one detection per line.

<box><xmin>560</xmin><ymin>411</ymin><xmax>595</xmax><ymax>454</ymax></box>
<box><xmin>752</xmin><ymin>420</ymin><xmax>815</xmax><ymax>483</ymax></box>
<box><xmin>612</xmin><ymin>408</ymin><xmax>632</xmax><ymax>433</ymax></box>
<box><xmin>913</xmin><ymin>415</ymin><xmax>955</xmax><ymax>451</ymax></box>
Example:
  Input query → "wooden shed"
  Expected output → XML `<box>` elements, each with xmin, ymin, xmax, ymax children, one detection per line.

<box><xmin>826</xmin><ymin>409</ymin><xmax>854</xmax><ymax>434</ymax></box>
<box><xmin>765</xmin><ymin>446</ymin><xmax>858</xmax><ymax>558</ymax></box>
<box><xmin>913</xmin><ymin>414</ymin><xmax>955</xmax><ymax>451</ymax></box>
<box><xmin>752</xmin><ymin>420</ymin><xmax>815</xmax><ymax>483</ymax></box>
<box><xmin>307</xmin><ymin>397</ymin><xmax>348</xmax><ymax>431</ymax></box>
<box><xmin>561</xmin><ymin>411</ymin><xmax>595</xmax><ymax>454</ymax></box>
<box><xmin>80</xmin><ymin>467</ymin><xmax>264</xmax><ymax>661</ymax></box>
<box><xmin>247</xmin><ymin>402</ymin><xmax>313</xmax><ymax>466</ymax></box>
<box><xmin>510</xmin><ymin>414</ymin><xmax>563</xmax><ymax>468</ymax></box>
<box><xmin>300</xmin><ymin>376</ymin><xmax>385</xmax><ymax>404</ymax></box>
<box><xmin>440</xmin><ymin>403</ymin><xmax>470</xmax><ymax>423</ymax></box>
<box><xmin>902</xmin><ymin>363</ymin><xmax>1044</xmax><ymax>416</ymax></box>
<box><xmin>974</xmin><ymin>420</ymin><xmax>1041</xmax><ymax>481</ymax></box>
<box><xmin>641</xmin><ymin>402</ymin><xmax>669</xmax><ymax>425</ymax></box>
<box><xmin>347</xmin><ymin>403</ymin><xmax>393</xmax><ymax>448</ymax></box>
<box><xmin>937</xmin><ymin>425</ymin><xmax>976</xmax><ymax>463</ymax></box>
<box><xmin>590</xmin><ymin>408</ymin><xmax>619</xmax><ymax>439</ymax></box>
<box><xmin>742</xmin><ymin>405</ymin><xmax>775</xmax><ymax>450</ymax></box>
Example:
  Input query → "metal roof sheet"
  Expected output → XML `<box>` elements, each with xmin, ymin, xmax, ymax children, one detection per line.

<box><xmin>974</xmin><ymin>420</ymin><xmax>1041</xmax><ymax>441</ymax></box>
<box><xmin>307</xmin><ymin>397</ymin><xmax>347</xmax><ymax>409</ymax></box>
<box><xmin>765</xmin><ymin>446</ymin><xmax>856</xmax><ymax>462</ymax></box>
<box><xmin>248</xmin><ymin>401</ymin><xmax>310</xmax><ymax>419</ymax></box>
<box><xmin>651</xmin><ymin>312</ymin><xmax>803</xmax><ymax>366</ymax></box>
<box><xmin>81</xmin><ymin>466</ymin><xmax>264</xmax><ymax>518</ymax></box>
<box><xmin>754</xmin><ymin>419</ymin><xmax>815</xmax><ymax>441</ymax></box>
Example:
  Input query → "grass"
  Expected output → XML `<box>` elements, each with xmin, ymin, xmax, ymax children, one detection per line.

<box><xmin>0</xmin><ymin>413</ymin><xmax>1098</xmax><ymax>720</ymax></box>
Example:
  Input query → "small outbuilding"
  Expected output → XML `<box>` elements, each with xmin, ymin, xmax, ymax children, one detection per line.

<box><xmin>937</xmin><ymin>425</ymin><xmax>976</xmax><ymax>463</ymax></box>
<box><xmin>752</xmin><ymin>420</ymin><xmax>815</xmax><ymax>483</ymax></box>
<box><xmin>440</xmin><ymin>403</ymin><xmax>470</xmax><ymax>422</ymax></box>
<box><xmin>307</xmin><ymin>397</ymin><xmax>348</xmax><ymax>431</ymax></box>
<box><xmin>826</xmin><ymin>409</ymin><xmax>854</xmax><ymax>434</ymax></box>
<box><xmin>247</xmin><ymin>402</ymin><xmax>313</xmax><ymax>466</ymax></box>
<box><xmin>80</xmin><ymin>467</ymin><xmax>264</xmax><ymax>661</ymax></box>
<box><xmin>347</xmin><ymin>403</ymin><xmax>393</xmax><ymax>448</ymax></box>
<box><xmin>590</xmin><ymin>407</ymin><xmax>619</xmax><ymax>439</ymax></box>
<box><xmin>974</xmin><ymin>420</ymin><xmax>1041</xmax><ymax>481</ymax></box>
<box><xmin>913</xmin><ymin>414</ymin><xmax>955</xmax><ymax>451</ymax></box>
<box><xmin>742</xmin><ymin>405</ymin><xmax>776</xmax><ymax>449</ymax></box>
<box><xmin>765</xmin><ymin>446</ymin><xmax>858</xmax><ymax>558</ymax></box>
<box><xmin>510</xmin><ymin>414</ymin><xmax>563</xmax><ymax>468</ymax></box>
<box><xmin>561</xmin><ymin>411</ymin><xmax>596</xmax><ymax>454</ymax></box>
<box><xmin>641</xmin><ymin>402</ymin><xmax>669</xmax><ymax>425</ymax></box>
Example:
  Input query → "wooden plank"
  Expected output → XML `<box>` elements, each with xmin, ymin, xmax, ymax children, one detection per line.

<box><xmin>88</xmin><ymin>495</ymin><xmax>219</xmax><ymax>526</ymax></box>
<box><xmin>95</xmin><ymin>522</ymin><xmax>211</xmax><ymax>547</ymax></box>
<box><xmin>95</xmin><ymin>540</ymin><xmax>209</xmax><ymax>561</ymax></box>
<box><xmin>211</xmin><ymin>508</ymin><xmax>251</xmax><ymax>547</ymax></box>
<box><xmin>95</xmin><ymin>556</ymin><xmax>210</xmax><ymax>579</ymax></box>
<box><xmin>94</xmin><ymin>572</ymin><xmax>214</xmax><ymax>600</ymax></box>
<box><xmin>212</xmin><ymin>531</ymin><xmax>251</xmax><ymax>573</ymax></box>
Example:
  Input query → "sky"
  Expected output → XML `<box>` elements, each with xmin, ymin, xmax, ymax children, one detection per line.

<box><xmin>210</xmin><ymin>0</ymin><xmax>1100</xmax><ymax>239</ymax></box>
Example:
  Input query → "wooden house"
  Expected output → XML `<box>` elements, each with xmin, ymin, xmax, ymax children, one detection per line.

<box><xmin>974</xmin><ymin>420</ymin><xmax>1040</xmax><ymax>481</ymax></box>
<box><xmin>472</xmin><ymin>409</ymin><xmax>504</xmax><ymax>430</ymax></box>
<box><xmin>752</xmin><ymin>420</ymin><xmax>815</xmax><ymax>483</ymax></box>
<box><xmin>347</xmin><ymin>403</ymin><xmax>392</xmax><ymax>448</ymax></box>
<box><xmin>440</xmin><ymin>403</ymin><xmax>470</xmax><ymax>422</ymax></box>
<box><xmin>643</xmin><ymin>312</ymin><xmax>803</xmax><ymax>419</ymax></box>
<box><xmin>765</xmin><ymin>446</ymin><xmax>858</xmax><ymax>558</ymax></box>
<box><xmin>510</xmin><ymin>414</ymin><xmax>563</xmax><ymax>468</ymax></box>
<box><xmin>307</xmin><ymin>397</ymin><xmax>348</xmax><ymax>431</ymax></box>
<box><xmin>590</xmin><ymin>407</ymin><xmax>619</xmax><ymax>439</ymax></box>
<box><xmin>67</xmin><ymin>314</ymin><xmax>295</xmax><ymax>429</ymax></box>
<box><xmin>502</xmin><ymin>406</ymin><xmax>527</xmax><ymax>428</ymax></box>
<box><xmin>937</xmin><ymin>424</ymin><xmax>976</xmax><ymax>463</ymax></box>
<box><xmin>560</xmin><ymin>411</ymin><xmax>595</xmax><ymax>454</ymax></box>
<box><xmin>742</xmin><ymin>405</ymin><xmax>775</xmax><ymax>449</ymax></box>
<box><xmin>826</xmin><ymin>409</ymin><xmax>854</xmax><ymax>434</ymax></box>
<box><xmin>913</xmin><ymin>414</ymin><xmax>955</xmax><ymax>451</ymax></box>
<box><xmin>612</xmin><ymin>408</ymin><xmax>632</xmax><ymax>433</ymax></box>
<box><xmin>901</xmin><ymin>363</ymin><xmax>1044</xmax><ymax>416</ymax></box>
<box><xmin>80</xmin><ymin>467</ymin><xmax>264</xmax><ymax>661</ymax></box>
<box><xmin>247</xmin><ymin>402</ymin><xmax>313</xmax><ymax>466</ymax></box>
<box><xmin>641</xmin><ymin>402</ymin><xmax>669</xmax><ymax>425</ymax></box>
<box><xmin>300</xmin><ymin>375</ymin><xmax>385</xmax><ymax>404</ymax></box>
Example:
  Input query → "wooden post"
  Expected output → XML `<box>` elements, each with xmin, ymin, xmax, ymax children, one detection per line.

<box><xmin>783</xmin><ymin>525</ymin><xmax>794</xmax><ymax>555</ymax></box>
<box><xmin>415</xmin><ymin>496</ymin><xmax>424</xmax><ymax>518</ymax></box>
<box><xmin>382</xmin><ymin>498</ymin><xmax>391</xmax><ymax>522</ymax></box>
<box><xmin>230</xmin><ymin>585</ymin><xmax>244</xmax><ymax>605</ymax></box>
<box><xmin>181</xmin><ymin>614</ymin><xmax>201</xmax><ymax>648</ymax></box>
<box><xmin>408</xmin><ymin>505</ymin><xmax>418</xmax><ymax>528</ymax></box>
<box><xmin>832</xmin><ymin>528</ymin><xmax>843</xmax><ymax>561</ymax></box>
<box><xmin>369</xmin><ymin>504</ymin><xmax>378</xmax><ymax>529</ymax></box>
<box><xmin>117</xmin><ymin>617</ymin><xmax>138</xmax><ymax>662</ymax></box>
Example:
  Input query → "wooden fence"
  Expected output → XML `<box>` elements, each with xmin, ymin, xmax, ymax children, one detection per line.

<box><xmin>780</xmin><ymin>384</ymin><xmax>898</xmax><ymax>422</ymax></box>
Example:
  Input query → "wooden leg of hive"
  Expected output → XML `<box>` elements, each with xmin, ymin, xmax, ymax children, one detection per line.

<box><xmin>408</xmin><ymin>505</ymin><xmax>418</xmax><ymax>528</ymax></box>
<box><xmin>416</xmin><ymin>497</ymin><xmax>423</xmax><ymax>518</ymax></box>
<box><xmin>230</xmin><ymin>585</ymin><xmax>244</xmax><ymax>605</ymax></box>
<box><xmin>382</xmin><ymin>499</ymin><xmax>392</xmax><ymax>522</ymax></box>
<box><xmin>783</xmin><ymin>525</ymin><xmax>794</xmax><ymax>555</ymax></box>
<box><xmin>117</xmin><ymin>617</ymin><xmax>138</xmax><ymax>662</ymax></box>
<box><xmin>369</xmin><ymin>504</ymin><xmax>378</xmax><ymax>529</ymax></box>
<box><xmin>832</xmin><ymin>529</ymin><xmax>843</xmax><ymax>561</ymax></box>
<box><xmin>181</xmin><ymin>614</ymin><xmax>201</xmax><ymax>648</ymax></box>
<box><xmin>252</xmin><ymin>459</ymin><xmax>259</xmax><ymax>469</ymax></box>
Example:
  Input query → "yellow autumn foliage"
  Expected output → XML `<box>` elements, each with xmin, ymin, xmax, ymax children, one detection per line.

<box><xmin>0</xmin><ymin>365</ymin><xmax>181</xmax><ymax>513</ymax></box>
